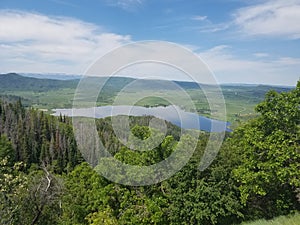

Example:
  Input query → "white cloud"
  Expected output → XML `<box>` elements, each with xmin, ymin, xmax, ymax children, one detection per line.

<box><xmin>233</xmin><ymin>0</ymin><xmax>300</xmax><ymax>39</ymax></box>
<box><xmin>197</xmin><ymin>0</ymin><xmax>300</xmax><ymax>38</ymax></box>
<box><xmin>0</xmin><ymin>10</ymin><xmax>131</xmax><ymax>74</ymax></box>
<box><xmin>198</xmin><ymin>45</ymin><xmax>300</xmax><ymax>85</ymax></box>
<box><xmin>198</xmin><ymin>45</ymin><xmax>259</xmax><ymax>72</ymax></box>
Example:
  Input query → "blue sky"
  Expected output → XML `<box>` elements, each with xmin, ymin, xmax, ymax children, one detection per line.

<box><xmin>0</xmin><ymin>0</ymin><xmax>299</xmax><ymax>85</ymax></box>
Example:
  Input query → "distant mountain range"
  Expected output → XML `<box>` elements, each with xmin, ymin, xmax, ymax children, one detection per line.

<box><xmin>0</xmin><ymin>72</ymin><xmax>293</xmax><ymax>93</ymax></box>
<box><xmin>20</xmin><ymin>73</ymin><xmax>82</xmax><ymax>80</ymax></box>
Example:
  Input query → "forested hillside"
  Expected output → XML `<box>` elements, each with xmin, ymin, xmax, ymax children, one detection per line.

<box><xmin>0</xmin><ymin>81</ymin><xmax>299</xmax><ymax>224</ymax></box>
<box><xmin>0</xmin><ymin>99</ymin><xmax>82</xmax><ymax>172</ymax></box>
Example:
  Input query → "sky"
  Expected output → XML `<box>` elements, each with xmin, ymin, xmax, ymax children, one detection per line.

<box><xmin>0</xmin><ymin>0</ymin><xmax>300</xmax><ymax>85</ymax></box>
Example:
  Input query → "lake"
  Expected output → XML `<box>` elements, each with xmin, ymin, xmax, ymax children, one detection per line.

<box><xmin>52</xmin><ymin>105</ymin><xmax>231</xmax><ymax>132</ymax></box>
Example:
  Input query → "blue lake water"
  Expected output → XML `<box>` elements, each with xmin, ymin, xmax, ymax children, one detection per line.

<box><xmin>52</xmin><ymin>105</ymin><xmax>231</xmax><ymax>133</ymax></box>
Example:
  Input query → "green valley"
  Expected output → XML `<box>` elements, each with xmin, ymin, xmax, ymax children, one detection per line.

<box><xmin>0</xmin><ymin>73</ymin><xmax>292</xmax><ymax>126</ymax></box>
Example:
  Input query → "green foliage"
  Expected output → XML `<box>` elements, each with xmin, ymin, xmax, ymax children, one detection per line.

<box><xmin>18</xmin><ymin>167</ymin><xmax>64</xmax><ymax>225</ymax></box>
<box><xmin>231</xmin><ymin>81</ymin><xmax>300</xmax><ymax>219</ymax></box>
<box><xmin>131</xmin><ymin>125</ymin><xmax>151</xmax><ymax>140</ymax></box>
<box><xmin>60</xmin><ymin>162</ymin><xmax>111</xmax><ymax>224</ymax></box>
<box><xmin>86</xmin><ymin>208</ymin><xmax>118</xmax><ymax>225</ymax></box>
<box><xmin>0</xmin><ymin>135</ymin><xmax>15</xmax><ymax>163</ymax></box>
<box><xmin>0</xmin><ymin>157</ymin><xmax>27</xmax><ymax>225</ymax></box>
<box><xmin>96</xmin><ymin>116</ymin><xmax>181</xmax><ymax>155</ymax></box>
<box><xmin>166</xmin><ymin>139</ymin><xmax>243</xmax><ymax>225</ymax></box>
<box><xmin>1</xmin><ymin>153</ymin><xmax>64</xmax><ymax>225</ymax></box>
<box><xmin>0</xmin><ymin>99</ymin><xmax>82</xmax><ymax>173</ymax></box>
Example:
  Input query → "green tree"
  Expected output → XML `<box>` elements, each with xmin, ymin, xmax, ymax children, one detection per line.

<box><xmin>20</xmin><ymin>166</ymin><xmax>64</xmax><ymax>225</ymax></box>
<box><xmin>0</xmin><ymin>135</ymin><xmax>15</xmax><ymax>163</ymax></box>
<box><xmin>0</xmin><ymin>138</ymin><xmax>27</xmax><ymax>225</ymax></box>
<box><xmin>60</xmin><ymin>162</ymin><xmax>112</xmax><ymax>225</ymax></box>
<box><xmin>85</xmin><ymin>208</ymin><xmax>118</xmax><ymax>225</ymax></box>
<box><xmin>167</xmin><ymin>142</ymin><xmax>243</xmax><ymax>225</ymax></box>
<box><xmin>231</xmin><ymin>81</ymin><xmax>300</xmax><ymax>219</ymax></box>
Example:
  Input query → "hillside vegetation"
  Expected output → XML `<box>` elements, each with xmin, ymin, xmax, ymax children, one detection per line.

<box><xmin>0</xmin><ymin>78</ymin><xmax>299</xmax><ymax>224</ymax></box>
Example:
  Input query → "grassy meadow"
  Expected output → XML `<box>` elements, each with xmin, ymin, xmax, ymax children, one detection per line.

<box><xmin>243</xmin><ymin>213</ymin><xmax>300</xmax><ymax>225</ymax></box>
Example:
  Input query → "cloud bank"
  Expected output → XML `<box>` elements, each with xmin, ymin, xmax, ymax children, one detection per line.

<box><xmin>0</xmin><ymin>10</ymin><xmax>131</xmax><ymax>74</ymax></box>
<box><xmin>233</xmin><ymin>0</ymin><xmax>300</xmax><ymax>39</ymax></box>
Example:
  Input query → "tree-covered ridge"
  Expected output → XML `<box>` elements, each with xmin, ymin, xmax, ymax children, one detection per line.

<box><xmin>95</xmin><ymin>115</ymin><xmax>184</xmax><ymax>155</ymax></box>
<box><xmin>0</xmin><ymin>73</ymin><xmax>78</xmax><ymax>91</ymax></box>
<box><xmin>0</xmin><ymin>81</ymin><xmax>299</xmax><ymax>224</ymax></box>
<box><xmin>0</xmin><ymin>99</ymin><xmax>82</xmax><ymax>173</ymax></box>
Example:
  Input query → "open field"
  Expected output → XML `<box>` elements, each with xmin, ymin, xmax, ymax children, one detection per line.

<box><xmin>2</xmin><ymin>88</ymin><xmax>76</xmax><ymax>109</ymax></box>
<box><xmin>243</xmin><ymin>213</ymin><xmax>300</xmax><ymax>225</ymax></box>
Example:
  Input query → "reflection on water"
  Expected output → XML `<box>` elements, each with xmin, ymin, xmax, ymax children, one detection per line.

<box><xmin>52</xmin><ymin>105</ymin><xmax>231</xmax><ymax>132</ymax></box>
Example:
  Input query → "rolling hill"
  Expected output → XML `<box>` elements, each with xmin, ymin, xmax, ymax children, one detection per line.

<box><xmin>0</xmin><ymin>73</ymin><xmax>78</xmax><ymax>91</ymax></box>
